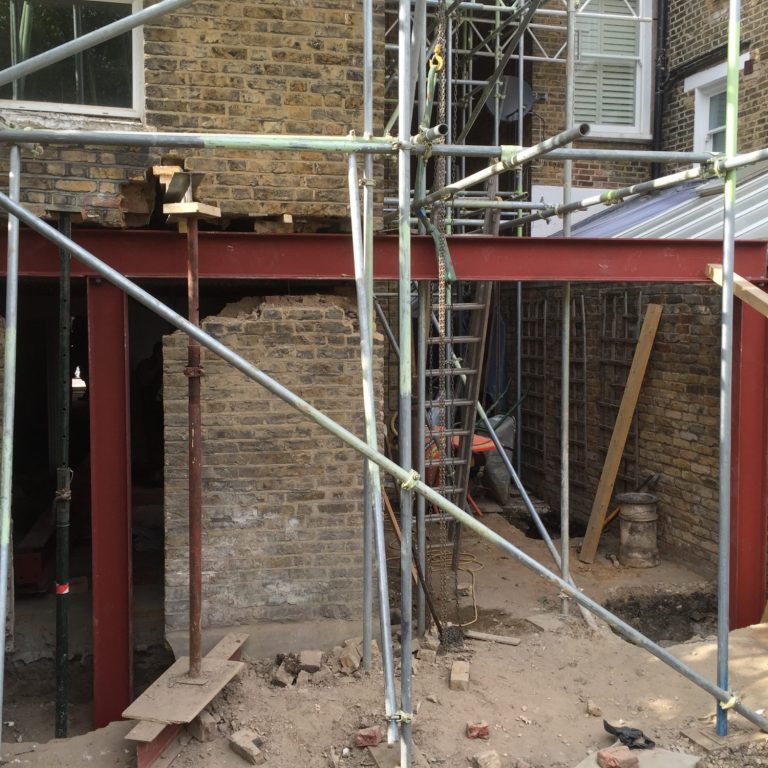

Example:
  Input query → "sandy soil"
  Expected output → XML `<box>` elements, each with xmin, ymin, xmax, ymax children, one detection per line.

<box><xmin>3</xmin><ymin>513</ymin><xmax>767</xmax><ymax>768</ymax></box>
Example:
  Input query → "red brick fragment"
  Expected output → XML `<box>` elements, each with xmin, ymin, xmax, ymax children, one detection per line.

<box><xmin>354</xmin><ymin>726</ymin><xmax>383</xmax><ymax>748</ymax></box>
<box><xmin>596</xmin><ymin>745</ymin><xmax>640</xmax><ymax>768</ymax></box>
<box><xmin>466</xmin><ymin>721</ymin><xmax>490</xmax><ymax>739</ymax></box>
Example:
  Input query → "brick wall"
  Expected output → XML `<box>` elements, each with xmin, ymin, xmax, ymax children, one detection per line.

<box><xmin>163</xmin><ymin>294</ymin><xmax>384</xmax><ymax>634</ymax></box>
<box><xmin>0</xmin><ymin>0</ymin><xmax>384</xmax><ymax>226</ymax></box>
<box><xmin>662</xmin><ymin>0</ymin><xmax>768</xmax><ymax>157</ymax></box>
<box><xmin>503</xmin><ymin>282</ymin><xmax>721</xmax><ymax>569</ymax></box>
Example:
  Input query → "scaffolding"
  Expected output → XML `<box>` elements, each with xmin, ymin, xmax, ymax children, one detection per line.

<box><xmin>0</xmin><ymin>0</ymin><xmax>766</xmax><ymax>765</ymax></box>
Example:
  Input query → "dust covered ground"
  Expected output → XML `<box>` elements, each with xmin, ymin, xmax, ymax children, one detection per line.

<box><xmin>3</xmin><ymin>513</ymin><xmax>767</xmax><ymax>768</ymax></box>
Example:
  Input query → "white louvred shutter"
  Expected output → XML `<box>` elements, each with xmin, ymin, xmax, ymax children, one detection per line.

<box><xmin>574</xmin><ymin>0</ymin><xmax>639</xmax><ymax>127</ymax></box>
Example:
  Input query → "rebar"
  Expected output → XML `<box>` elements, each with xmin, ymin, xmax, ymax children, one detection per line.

<box><xmin>2</xmin><ymin>193</ymin><xmax>767</xmax><ymax>736</ymax></box>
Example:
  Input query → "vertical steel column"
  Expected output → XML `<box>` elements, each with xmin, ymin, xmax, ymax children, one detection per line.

<box><xmin>55</xmin><ymin>212</ymin><xmax>72</xmax><ymax>737</ymax></box>
<box><xmin>716</xmin><ymin>0</ymin><xmax>741</xmax><ymax>737</ymax></box>
<box><xmin>348</xmin><ymin>156</ymin><xmax>399</xmax><ymax>743</ymax></box>
<box><xmin>185</xmin><ymin>217</ymin><xmax>203</xmax><ymax>678</ymax></box>
<box><xmin>87</xmin><ymin>278</ymin><xmax>132</xmax><ymax>726</ymax></box>
<box><xmin>730</xmin><ymin>303</ymin><xmax>768</xmax><ymax>629</ymax></box>
<box><xmin>397</xmin><ymin>0</ymin><xmax>414</xmax><ymax>760</ymax></box>
<box><xmin>0</xmin><ymin>146</ymin><xmax>21</xmax><ymax>754</ymax></box>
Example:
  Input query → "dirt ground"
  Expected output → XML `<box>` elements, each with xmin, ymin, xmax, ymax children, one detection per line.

<box><xmin>3</xmin><ymin>512</ymin><xmax>768</xmax><ymax>768</ymax></box>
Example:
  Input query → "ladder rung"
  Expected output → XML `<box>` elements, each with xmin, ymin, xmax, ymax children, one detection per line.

<box><xmin>449</xmin><ymin>302</ymin><xmax>486</xmax><ymax>310</ymax></box>
<box><xmin>427</xmin><ymin>336</ymin><xmax>482</xmax><ymax>344</ymax></box>
<box><xmin>424</xmin><ymin>458</ymin><xmax>468</xmax><ymax>468</ymax></box>
<box><xmin>424</xmin><ymin>367</ymin><xmax>477</xmax><ymax>376</ymax></box>
<box><xmin>426</xmin><ymin>398</ymin><xmax>475</xmax><ymax>407</ymax></box>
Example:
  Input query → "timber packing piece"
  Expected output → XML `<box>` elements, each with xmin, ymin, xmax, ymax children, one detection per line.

<box><xmin>124</xmin><ymin>632</ymin><xmax>248</xmax><ymax>768</ymax></box>
<box><xmin>579</xmin><ymin>304</ymin><xmax>663</xmax><ymax>563</ymax></box>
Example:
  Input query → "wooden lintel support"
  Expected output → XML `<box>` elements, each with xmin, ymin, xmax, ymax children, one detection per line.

<box><xmin>707</xmin><ymin>263</ymin><xmax>768</xmax><ymax>320</ymax></box>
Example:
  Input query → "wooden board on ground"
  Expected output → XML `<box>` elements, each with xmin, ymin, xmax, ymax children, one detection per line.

<box><xmin>122</xmin><ymin>657</ymin><xmax>244</xmax><ymax>725</ymax></box>
<box><xmin>683</xmin><ymin>725</ymin><xmax>768</xmax><ymax>753</ymax></box>
<box><xmin>206</xmin><ymin>631</ymin><xmax>249</xmax><ymax>660</ymax></box>
<box><xmin>579</xmin><ymin>303</ymin><xmax>662</xmax><ymax>563</ymax></box>
<box><xmin>125</xmin><ymin>720</ymin><xmax>166</xmax><ymax>743</ymax></box>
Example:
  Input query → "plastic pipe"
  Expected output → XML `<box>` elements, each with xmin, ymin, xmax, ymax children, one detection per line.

<box><xmin>2</xmin><ymin>192</ymin><xmax>768</xmax><ymax>735</ymax></box>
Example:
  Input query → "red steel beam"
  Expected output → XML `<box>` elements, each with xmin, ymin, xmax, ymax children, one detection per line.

<box><xmin>87</xmin><ymin>278</ymin><xmax>133</xmax><ymax>726</ymax></box>
<box><xmin>0</xmin><ymin>230</ymin><xmax>765</xmax><ymax>282</ymax></box>
<box><xmin>730</xmin><ymin>301</ymin><xmax>768</xmax><ymax>629</ymax></box>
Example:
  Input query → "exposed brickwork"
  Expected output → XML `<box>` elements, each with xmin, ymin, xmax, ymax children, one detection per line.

<box><xmin>504</xmin><ymin>283</ymin><xmax>721</xmax><ymax>569</ymax></box>
<box><xmin>662</xmin><ymin>0</ymin><xmax>768</xmax><ymax>158</ymax></box>
<box><xmin>162</xmin><ymin>294</ymin><xmax>384</xmax><ymax>633</ymax></box>
<box><xmin>0</xmin><ymin>0</ymin><xmax>385</xmax><ymax>226</ymax></box>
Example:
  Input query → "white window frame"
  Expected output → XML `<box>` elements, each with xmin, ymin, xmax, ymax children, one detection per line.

<box><xmin>0</xmin><ymin>0</ymin><xmax>144</xmax><ymax>120</ymax></box>
<box><xmin>574</xmin><ymin>0</ymin><xmax>654</xmax><ymax>141</ymax></box>
<box><xmin>684</xmin><ymin>55</ymin><xmax>749</xmax><ymax>154</ymax></box>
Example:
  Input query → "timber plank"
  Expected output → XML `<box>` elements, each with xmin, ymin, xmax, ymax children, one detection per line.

<box><xmin>579</xmin><ymin>303</ymin><xmax>663</xmax><ymax>563</ymax></box>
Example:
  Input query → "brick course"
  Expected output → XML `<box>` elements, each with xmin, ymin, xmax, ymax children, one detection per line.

<box><xmin>162</xmin><ymin>294</ymin><xmax>384</xmax><ymax>632</ymax></box>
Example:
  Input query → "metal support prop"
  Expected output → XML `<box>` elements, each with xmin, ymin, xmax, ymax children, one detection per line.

<box><xmin>560</xmin><ymin>0</ymin><xmax>576</xmax><ymax>618</ymax></box>
<box><xmin>185</xmin><ymin>217</ymin><xmax>203</xmax><ymax>678</ymax></box>
<box><xmin>397</xmin><ymin>0</ymin><xmax>414</xmax><ymax>758</ymax></box>
<box><xmin>2</xmin><ymin>195</ymin><xmax>768</xmax><ymax>734</ymax></box>
<box><xmin>716</xmin><ymin>0</ymin><xmax>741</xmax><ymax>738</ymax></box>
<box><xmin>0</xmin><ymin>0</ymin><xmax>198</xmax><ymax>89</ymax></box>
<box><xmin>348</xmin><ymin>155</ymin><xmax>399</xmax><ymax>744</ymax></box>
<box><xmin>0</xmin><ymin>147</ymin><xmax>21</xmax><ymax>757</ymax></box>
<box><xmin>55</xmin><ymin>212</ymin><xmax>72</xmax><ymax>737</ymax></box>
<box><xmin>419</xmin><ymin>124</ymin><xmax>590</xmax><ymax>206</ymax></box>
<box><xmin>416</xmin><ymin>284</ymin><xmax>428</xmax><ymax>636</ymax></box>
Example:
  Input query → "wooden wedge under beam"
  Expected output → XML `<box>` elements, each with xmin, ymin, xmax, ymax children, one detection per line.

<box><xmin>579</xmin><ymin>303</ymin><xmax>663</xmax><ymax>563</ymax></box>
<box><xmin>163</xmin><ymin>201</ymin><xmax>221</xmax><ymax>219</ymax></box>
<box><xmin>707</xmin><ymin>263</ymin><xmax>768</xmax><ymax>319</ymax></box>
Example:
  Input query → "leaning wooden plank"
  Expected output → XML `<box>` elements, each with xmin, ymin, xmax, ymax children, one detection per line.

<box><xmin>579</xmin><ymin>303</ymin><xmax>663</xmax><ymax>563</ymax></box>
<box><xmin>707</xmin><ymin>263</ymin><xmax>768</xmax><ymax>319</ymax></box>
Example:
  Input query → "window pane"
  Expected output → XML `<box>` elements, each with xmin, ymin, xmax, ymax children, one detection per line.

<box><xmin>710</xmin><ymin>129</ymin><xmax>726</xmax><ymax>154</ymax></box>
<box><xmin>0</xmin><ymin>0</ymin><xmax>133</xmax><ymax>109</ymax></box>
<box><xmin>709</xmin><ymin>91</ymin><xmax>727</xmax><ymax>131</ymax></box>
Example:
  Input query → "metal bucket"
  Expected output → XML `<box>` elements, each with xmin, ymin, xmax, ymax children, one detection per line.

<box><xmin>617</xmin><ymin>492</ymin><xmax>659</xmax><ymax>568</ymax></box>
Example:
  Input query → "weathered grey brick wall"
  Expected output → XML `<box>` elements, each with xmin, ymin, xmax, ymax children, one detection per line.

<box><xmin>163</xmin><ymin>294</ymin><xmax>384</xmax><ymax>633</ymax></box>
<box><xmin>0</xmin><ymin>0</ymin><xmax>385</xmax><ymax>226</ymax></box>
<box><xmin>503</xmin><ymin>283</ymin><xmax>721</xmax><ymax>568</ymax></box>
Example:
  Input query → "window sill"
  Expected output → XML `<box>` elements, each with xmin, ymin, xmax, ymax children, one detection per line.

<box><xmin>0</xmin><ymin>106</ymin><xmax>144</xmax><ymax>131</ymax></box>
<box><xmin>582</xmin><ymin>131</ymin><xmax>653</xmax><ymax>144</ymax></box>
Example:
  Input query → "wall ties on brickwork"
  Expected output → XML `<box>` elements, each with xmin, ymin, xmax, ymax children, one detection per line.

<box><xmin>163</xmin><ymin>294</ymin><xmax>384</xmax><ymax>634</ymax></box>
